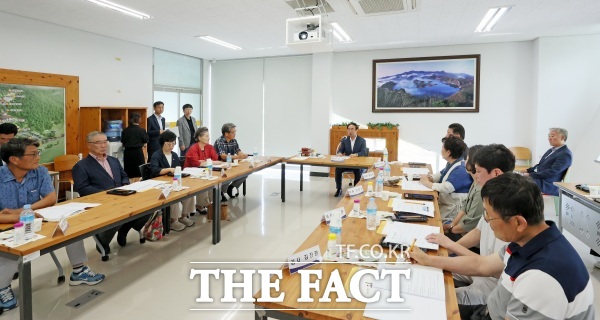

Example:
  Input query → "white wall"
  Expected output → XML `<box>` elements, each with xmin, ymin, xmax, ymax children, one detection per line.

<box><xmin>330</xmin><ymin>42</ymin><xmax>536</xmax><ymax>158</ymax></box>
<box><xmin>0</xmin><ymin>12</ymin><xmax>153</xmax><ymax>107</ymax></box>
<box><xmin>535</xmin><ymin>34</ymin><xmax>600</xmax><ymax>182</ymax></box>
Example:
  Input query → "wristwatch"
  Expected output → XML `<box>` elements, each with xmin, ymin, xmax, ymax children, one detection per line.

<box><xmin>448</xmin><ymin>225</ymin><xmax>454</xmax><ymax>233</ymax></box>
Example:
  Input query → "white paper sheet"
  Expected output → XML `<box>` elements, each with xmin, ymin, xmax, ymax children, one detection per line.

<box><xmin>392</xmin><ymin>199</ymin><xmax>435</xmax><ymax>217</ymax></box>
<box><xmin>118</xmin><ymin>179</ymin><xmax>166</xmax><ymax>192</ymax></box>
<box><xmin>402</xmin><ymin>180</ymin><xmax>433</xmax><ymax>192</ymax></box>
<box><xmin>35</xmin><ymin>203</ymin><xmax>101</xmax><ymax>222</ymax></box>
<box><xmin>402</xmin><ymin>167</ymin><xmax>430</xmax><ymax>175</ymax></box>
<box><xmin>382</xmin><ymin>222</ymin><xmax>440</xmax><ymax>250</ymax></box>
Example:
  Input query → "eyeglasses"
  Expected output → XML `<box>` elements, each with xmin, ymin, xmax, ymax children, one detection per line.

<box><xmin>164</xmin><ymin>141</ymin><xmax>176</xmax><ymax>145</ymax></box>
<box><xmin>483</xmin><ymin>210</ymin><xmax>501</xmax><ymax>223</ymax></box>
<box><xmin>22</xmin><ymin>150</ymin><xmax>43</xmax><ymax>157</ymax></box>
<box><xmin>88</xmin><ymin>140</ymin><xmax>109</xmax><ymax>145</ymax></box>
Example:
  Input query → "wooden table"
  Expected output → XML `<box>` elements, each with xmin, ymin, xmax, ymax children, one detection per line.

<box><xmin>0</xmin><ymin>174</ymin><xmax>219</xmax><ymax>320</ymax></box>
<box><xmin>254</xmin><ymin>163</ymin><xmax>460</xmax><ymax>319</ymax></box>
<box><xmin>281</xmin><ymin>155</ymin><xmax>380</xmax><ymax>202</ymax></box>
<box><xmin>555</xmin><ymin>182</ymin><xmax>600</xmax><ymax>252</ymax></box>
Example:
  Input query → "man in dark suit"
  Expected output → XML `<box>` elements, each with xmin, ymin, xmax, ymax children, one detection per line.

<box><xmin>521</xmin><ymin>127</ymin><xmax>572</xmax><ymax>196</ymax></box>
<box><xmin>147</xmin><ymin>101</ymin><xmax>166</xmax><ymax>161</ymax></box>
<box><xmin>73</xmin><ymin>131</ymin><xmax>146</xmax><ymax>253</ymax></box>
<box><xmin>334</xmin><ymin>122</ymin><xmax>367</xmax><ymax>197</ymax></box>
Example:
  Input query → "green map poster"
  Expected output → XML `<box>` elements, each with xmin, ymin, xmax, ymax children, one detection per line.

<box><xmin>0</xmin><ymin>84</ymin><xmax>66</xmax><ymax>163</ymax></box>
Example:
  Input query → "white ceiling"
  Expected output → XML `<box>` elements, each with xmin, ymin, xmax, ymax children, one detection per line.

<box><xmin>1</xmin><ymin>0</ymin><xmax>600</xmax><ymax>60</ymax></box>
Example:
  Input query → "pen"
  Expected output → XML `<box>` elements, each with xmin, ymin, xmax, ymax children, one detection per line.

<box><xmin>409</xmin><ymin>238</ymin><xmax>417</xmax><ymax>252</ymax></box>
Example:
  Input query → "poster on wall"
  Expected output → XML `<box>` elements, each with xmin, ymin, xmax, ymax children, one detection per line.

<box><xmin>372</xmin><ymin>54</ymin><xmax>480</xmax><ymax>113</ymax></box>
<box><xmin>0</xmin><ymin>84</ymin><xmax>65</xmax><ymax>163</ymax></box>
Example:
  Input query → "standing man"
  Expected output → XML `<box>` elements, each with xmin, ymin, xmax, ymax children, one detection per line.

<box><xmin>410</xmin><ymin>173</ymin><xmax>595</xmax><ymax>320</ymax></box>
<box><xmin>147</xmin><ymin>101</ymin><xmax>166</xmax><ymax>161</ymax></box>
<box><xmin>73</xmin><ymin>132</ymin><xmax>147</xmax><ymax>253</ymax></box>
<box><xmin>334</xmin><ymin>122</ymin><xmax>367</xmax><ymax>197</ymax></box>
<box><xmin>214</xmin><ymin>123</ymin><xmax>248</xmax><ymax>199</ymax></box>
<box><xmin>176</xmin><ymin>104</ymin><xmax>197</xmax><ymax>157</ymax></box>
<box><xmin>445</xmin><ymin>123</ymin><xmax>468</xmax><ymax>159</ymax></box>
<box><xmin>521</xmin><ymin>127</ymin><xmax>572</xmax><ymax>196</ymax></box>
<box><xmin>0</xmin><ymin>122</ymin><xmax>18</xmax><ymax>166</ymax></box>
<box><xmin>0</xmin><ymin>138</ymin><xmax>105</xmax><ymax>312</ymax></box>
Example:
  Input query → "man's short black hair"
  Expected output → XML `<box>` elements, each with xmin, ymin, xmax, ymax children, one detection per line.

<box><xmin>481</xmin><ymin>173</ymin><xmax>544</xmax><ymax>225</ymax></box>
<box><xmin>442</xmin><ymin>136</ymin><xmax>467</xmax><ymax>159</ymax></box>
<box><xmin>153</xmin><ymin>101</ymin><xmax>164</xmax><ymax>109</ymax></box>
<box><xmin>221</xmin><ymin>123</ymin><xmax>236</xmax><ymax>135</ymax></box>
<box><xmin>448</xmin><ymin>123</ymin><xmax>465</xmax><ymax>139</ymax></box>
<box><xmin>159</xmin><ymin>131</ymin><xmax>177</xmax><ymax>146</ymax></box>
<box><xmin>1</xmin><ymin>137</ymin><xmax>40</xmax><ymax>164</ymax></box>
<box><xmin>347</xmin><ymin>122</ymin><xmax>359</xmax><ymax>130</ymax></box>
<box><xmin>0</xmin><ymin>123</ymin><xmax>18</xmax><ymax>135</ymax></box>
<box><xmin>473</xmin><ymin>144</ymin><xmax>515</xmax><ymax>174</ymax></box>
<box><xmin>182</xmin><ymin>104</ymin><xmax>193</xmax><ymax>111</ymax></box>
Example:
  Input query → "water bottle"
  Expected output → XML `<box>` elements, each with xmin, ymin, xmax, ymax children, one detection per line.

<box><xmin>174</xmin><ymin>166</ymin><xmax>182</xmax><ymax>188</ymax></box>
<box><xmin>383</xmin><ymin>162</ymin><xmax>391</xmax><ymax>181</ymax></box>
<box><xmin>253</xmin><ymin>147</ymin><xmax>259</xmax><ymax>158</ymax></box>
<box><xmin>20</xmin><ymin>204</ymin><xmax>35</xmax><ymax>240</ymax></box>
<box><xmin>383</xmin><ymin>148</ymin><xmax>388</xmax><ymax>163</ymax></box>
<box><xmin>375</xmin><ymin>169</ymin><xmax>384</xmax><ymax>197</ymax></box>
<box><xmin>206</xmin><ymin>158</ymin><xmax>213</xmax><ymax>177</ymax></box>
<box><xmin>172</xmin><ymin>177</ymin><xmax>179</xmax><ymax>191</ymax></box>
<box><xmin>329</xmin><ymin>210</ymin><xmax>342</xmax><ymax>245</ymax></box>
<box><xmin>366</xmin><ymin>198</ymin><xmax>377</xmax><ymax>231</ymax></box>
<box><xmin>226</xmin><ymin>153</ymin><xmax>232</xmax><ymax>167</ymax></box>
<box><xmin>327</xmin><ymin>233</ymin><xmax>338</xmax><ymax>259</ymax></box>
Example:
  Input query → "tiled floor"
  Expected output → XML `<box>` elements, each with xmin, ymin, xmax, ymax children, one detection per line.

<box><xmin>3</xmin><ymin>168</ymin><xmax>600</xmax><ymax>319</ymax></box>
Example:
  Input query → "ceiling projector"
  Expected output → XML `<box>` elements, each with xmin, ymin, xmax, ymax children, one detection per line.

<box><xmin>294</xmin><ymin>30</ymin><xmax>319</xmax><ymax>41</ymax></box>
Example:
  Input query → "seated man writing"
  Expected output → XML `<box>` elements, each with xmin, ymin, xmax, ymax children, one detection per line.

<box><xmin>0</xmin><ymin>138</ymin><xmax>104</xmax><ymax>312</ymax></box>
<box><xmin>334</xmin><ymin>122</ymin><xmax>367</xmax><ymax>197</ymax></box>
<box><xmin>410</xmin><ymin>173</ymin><xmax>595</xmax><ymax>320</ymax></box>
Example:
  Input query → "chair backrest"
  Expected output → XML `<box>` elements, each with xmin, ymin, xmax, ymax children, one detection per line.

<box><xmin>139</xmin><ymin>163</ymin><xmax>152</xmax><ymax>181</ymax></box>
<box><xmin>53</xmin><ymin>155</ymin><xmax>79</xmax><ymax>172</ymax></box>
<box><xmin>560</xmin><ymin>167</ymin><xmax>569</xmax><ymax>183</ymax></box>
<box><xmin>509</xmin><ymin>147</ymin><xmax>532</xmax><ymax>165</ymax></box>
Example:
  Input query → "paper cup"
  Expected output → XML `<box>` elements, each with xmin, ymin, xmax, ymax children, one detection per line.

<box><xmin>33</xmin><ymin>218</ymin><xmax>43</xmax><ymax>232</ymax></box>
<box><xmin>233</xmin><ymin>159</ymin><xmax>239</xmax><ymax>164</ymax></box>
<box><xmin>407</xmin><ymin>173</ymin><xmax>414</xmax><ymax>181</ymax></box>
<box><xmin>381</xmin><ymin>191</ymin><xmax>390</xmax><ymax>201</ymax></box>
<box><xmin>589</xmin><ymin>186</ymin><xmax>600</xmax><ymax>197</ymax></box>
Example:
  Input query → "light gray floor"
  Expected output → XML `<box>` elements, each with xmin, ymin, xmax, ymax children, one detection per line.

<box><xmin>3</xmin><ymin>168</ymin><xmax>600</xmax><ymax>319</ymax></box>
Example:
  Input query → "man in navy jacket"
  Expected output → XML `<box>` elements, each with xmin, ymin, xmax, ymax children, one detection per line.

<box><xmin>147</xmin><ymin>101</ymin><xmax>166</xmax><ymax>161</ymax></box>
<box><xmin>521</xmin><ymin>127</ymin><xmax>572</xmax><ymax>196</ymax></box>
<box><xmin>73</xmin><ymin>131</ymin><xmax>146</xmax><ymax>254</ymax></box>
<box><xmin>334</xmin><ymin>122</ymin><xmax>367</xmax><ymax>197</ymax></box>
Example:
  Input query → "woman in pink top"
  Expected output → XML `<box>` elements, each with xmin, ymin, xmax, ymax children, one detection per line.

<box><xmin>184</xmin><ymin>127</ymin><xmax>220</xmax><ymax>214</ymax></box>
<box><xmin>184</xmin><ymin>127</ymin><xmax>219</xmax><ymax>168</ymax></box>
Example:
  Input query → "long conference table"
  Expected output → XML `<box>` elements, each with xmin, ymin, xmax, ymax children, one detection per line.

<box><xmin>0</xmin><ymin>156</ymin><xmax>282</xmax><ymax>320</ymax></box>
<box><xmin>254</xmin><ymin>162</ymin><xmax>460</xmax><ymax>319</ymax></box>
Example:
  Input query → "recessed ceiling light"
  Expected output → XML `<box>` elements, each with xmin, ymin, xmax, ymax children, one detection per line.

<box><xmin>475</xmin><ymin>7</ymin><xmax>512</xmax><ymax>33</ymax></box>
<box><xmin>196</xmin><ymin>36</ymin><xmax>242</xmax><ymax>51</ymax></box>
<box><xmin>83</xmin><ymin>0</ymin><xmax>152</xmax><ymax>19</ymax></box>
<box><xmin>330</xmin><ymin>22</ymin><xmax>352</xmax><ymax>42</ymax></box>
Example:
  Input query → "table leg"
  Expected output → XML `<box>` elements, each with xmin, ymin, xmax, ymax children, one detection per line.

<box><xmin>243</xmin><ymin>180</ymin><xmax>246</xmax><ymax>196</ymax></box>
<box><xmin>18</xmin><ymin>258</ymin><xmax>33</xmax><ymax>320</ymax></box>
<box><xmin>212</xmin><ymin>185</ymin><xmax>221</xmax><ymax>244</ymax></box>
<box><xmin>300</xmin><ymin>164</ymin><xmax>303</xmax><ymax>192</ymax></box>
<box><xmin>281</xmin><ymin>163</ymin><xmax>285</xmax><ymax>202</ymax></box>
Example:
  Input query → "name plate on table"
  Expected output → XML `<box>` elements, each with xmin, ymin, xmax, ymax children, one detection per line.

<box><xmin>346</xmin><ymin>185</ymin><xmax>364</xmax><ymax>197</ymax></box>
<box><xmin>322</xmin><ymin>207</ymin><xmax>347</xmax><ymax>224</ymax></box>
<box><xmin>52</xmin><ymin>216</ymin><xmax>69</xmax><ymax>237</ymax></box>
<box><xmin>330</xmin><ymin>156</ymin><xmax>345</xmax><ymax>162</ymax></box>
<box><xmin>374</xmin><ymin>161</ymin><xmax>385</xmax><ymax>168</ymax></box>
<box><xmin>362</xmin><ymin>171</ymin><xmax>375</xmax><ymax>180</ymax></box>
<box><xmin>288</xmin><ymin>245</ymin><xmax>322</xmax><ymax>274</ymax></box>
<box><xmin>158</xmin><ymin>186</ymin><xmax>172</xmax><ymax>200</ymax></box>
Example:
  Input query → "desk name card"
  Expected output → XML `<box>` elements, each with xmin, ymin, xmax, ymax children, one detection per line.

<box><xmin>362</xmin><ymin>171</ymin><xmax>375</xmax><ymax>180</ymax></box>
<box><xmin>288</xmin><ymin>245</ymin><xmax>322</xmax><ymax>274</ymax></box>
<box><xmin>51</xmin><ymin>216</ymin><xmax>69</xmax><ymax>237</ymax></box>
<box><xmin>322</xmin><ymin>207</ymin><xmax>347</xmax><ymax>225</ymax></box>
<box><xmin>346</xmin><ymin>185</ymin><xmax>364</xmax><ymax>197</ymax></box>
<box><xmin>158</xmin><ymin>186</ymin><xmax>172</xmax><ymax>200</ymax></box>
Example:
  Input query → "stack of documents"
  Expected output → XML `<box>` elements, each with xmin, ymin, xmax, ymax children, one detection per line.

<box><xmin>392</xmin><ymin>199</ymin><xmax>434</xmax><ymax>217</ymax></box>
<box><xmin>402</xmin><ymin>167</ymin><xmax>429</xmax><ymax>175</ymax></box>
<box><xmin>363</xmin><ymin>264</ymin><xmax>446</xmax><ymax>320</ymax></box>
<box><xmin>402</xmin><ymin>179</ymin><xmax>433</xmax><ymax>192</ymax></box>
<box><xmin>36</xmin><ymin>203</ymin><xmax>101</xmax><ymax>222</ymax></box>
<box><xmin>119</xmin><ymin>179</ymin><xmax>166</xmax><ymax>192</ymax></box>
<box><xmin>381</xmin><ymin>221</ymin><xmax>440</xmax><ymax>250</ymax></box>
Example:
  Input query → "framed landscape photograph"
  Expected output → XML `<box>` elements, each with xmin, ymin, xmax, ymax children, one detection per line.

<box><xmin>372</xmin><ymin>55</ymin><xmax>480</xmax><ymax>113</ymax></box>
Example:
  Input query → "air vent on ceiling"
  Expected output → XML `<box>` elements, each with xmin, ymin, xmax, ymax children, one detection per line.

<box><xmin>347</xmin><ymin>0</ymin><xmax>417</xmax><ymax>15</ymax></box>
<box><xmin>284</xmin><ymin>0</ymin><xmax>335</xmax><ymax>17</ymax></box>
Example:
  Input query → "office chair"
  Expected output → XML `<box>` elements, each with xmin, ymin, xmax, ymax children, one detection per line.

<box><xmin>509</xmin><ymin>146</ymin><xmax>532</xmax><ymax>172</ymax></box>
<box><xmin>53</xmin><ymin>154</ymin><xmax>79</xmax><ymax>200</ymax></box>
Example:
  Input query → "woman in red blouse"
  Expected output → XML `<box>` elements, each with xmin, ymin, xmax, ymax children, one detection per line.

<box><xmin>184</xmin><ymin>127</ymin><xmax>220</xmax><ymax>168</ymax></box>
<box><xmin>184</xmin><ymin>127</ymin><xmax>221</xmax><ymax>213</ymax></box>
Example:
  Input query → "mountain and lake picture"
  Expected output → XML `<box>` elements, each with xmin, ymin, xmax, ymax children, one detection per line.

<box><xmin>372</xmin><ymin>55</ymin><xmax>480</xmax><ymax>112</ymax></box>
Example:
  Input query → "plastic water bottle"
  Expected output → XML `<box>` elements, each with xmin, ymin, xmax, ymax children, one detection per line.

<box><xmin>383</xmin><ymin>161</ymin><xmax>391</xmax><ymax>181</ymax></box>
<box><xmin>366</xmin><ymin>198</ymin><xmax>377</xmax><ymax>231</ymax></box>
<box><xmin>375</xmin><ymin>169</ymin><xmax>384</xmax><ymax>197</ymax></box>
<box><xmin>327</xmin><ymin>233</ymin><xmax>338</xmax><ymax>259</ymax></box>
<box><xmin>253</xmin><ymin>147</ymin><xmax>259</xmax><ymax>158</ymax></box>
<box><xmin>226</xmin><ymin>153</ymin><xmax>232</xmax><ymax>167</ymax></box>
<box><xmin>174</xmin><ymin>166</ymin><xmax>182</xmax><ymax>188</ymax></box>
<box><xmin>172</xmin><ymin>177</ymin><xmax>178</xmax><ymax>191</ymax></box>
<box><xmin>329</xmin><ymin>210</ymin><xmax>342</xmax><ymax>245</ymax></box>
<box><xmin>206</xmin><ymin>158</ymin><xmax>213</xmax><ymax>177</ymax></box>
<box><xmin>20</xmin><ymin>204</ymin><xmax>35</xmax><ymax>240</ymax></box>
<box><xmin>383</xmin><ymin>148</ymin><xmax>388</xmax><ymax>163</ymax></box>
